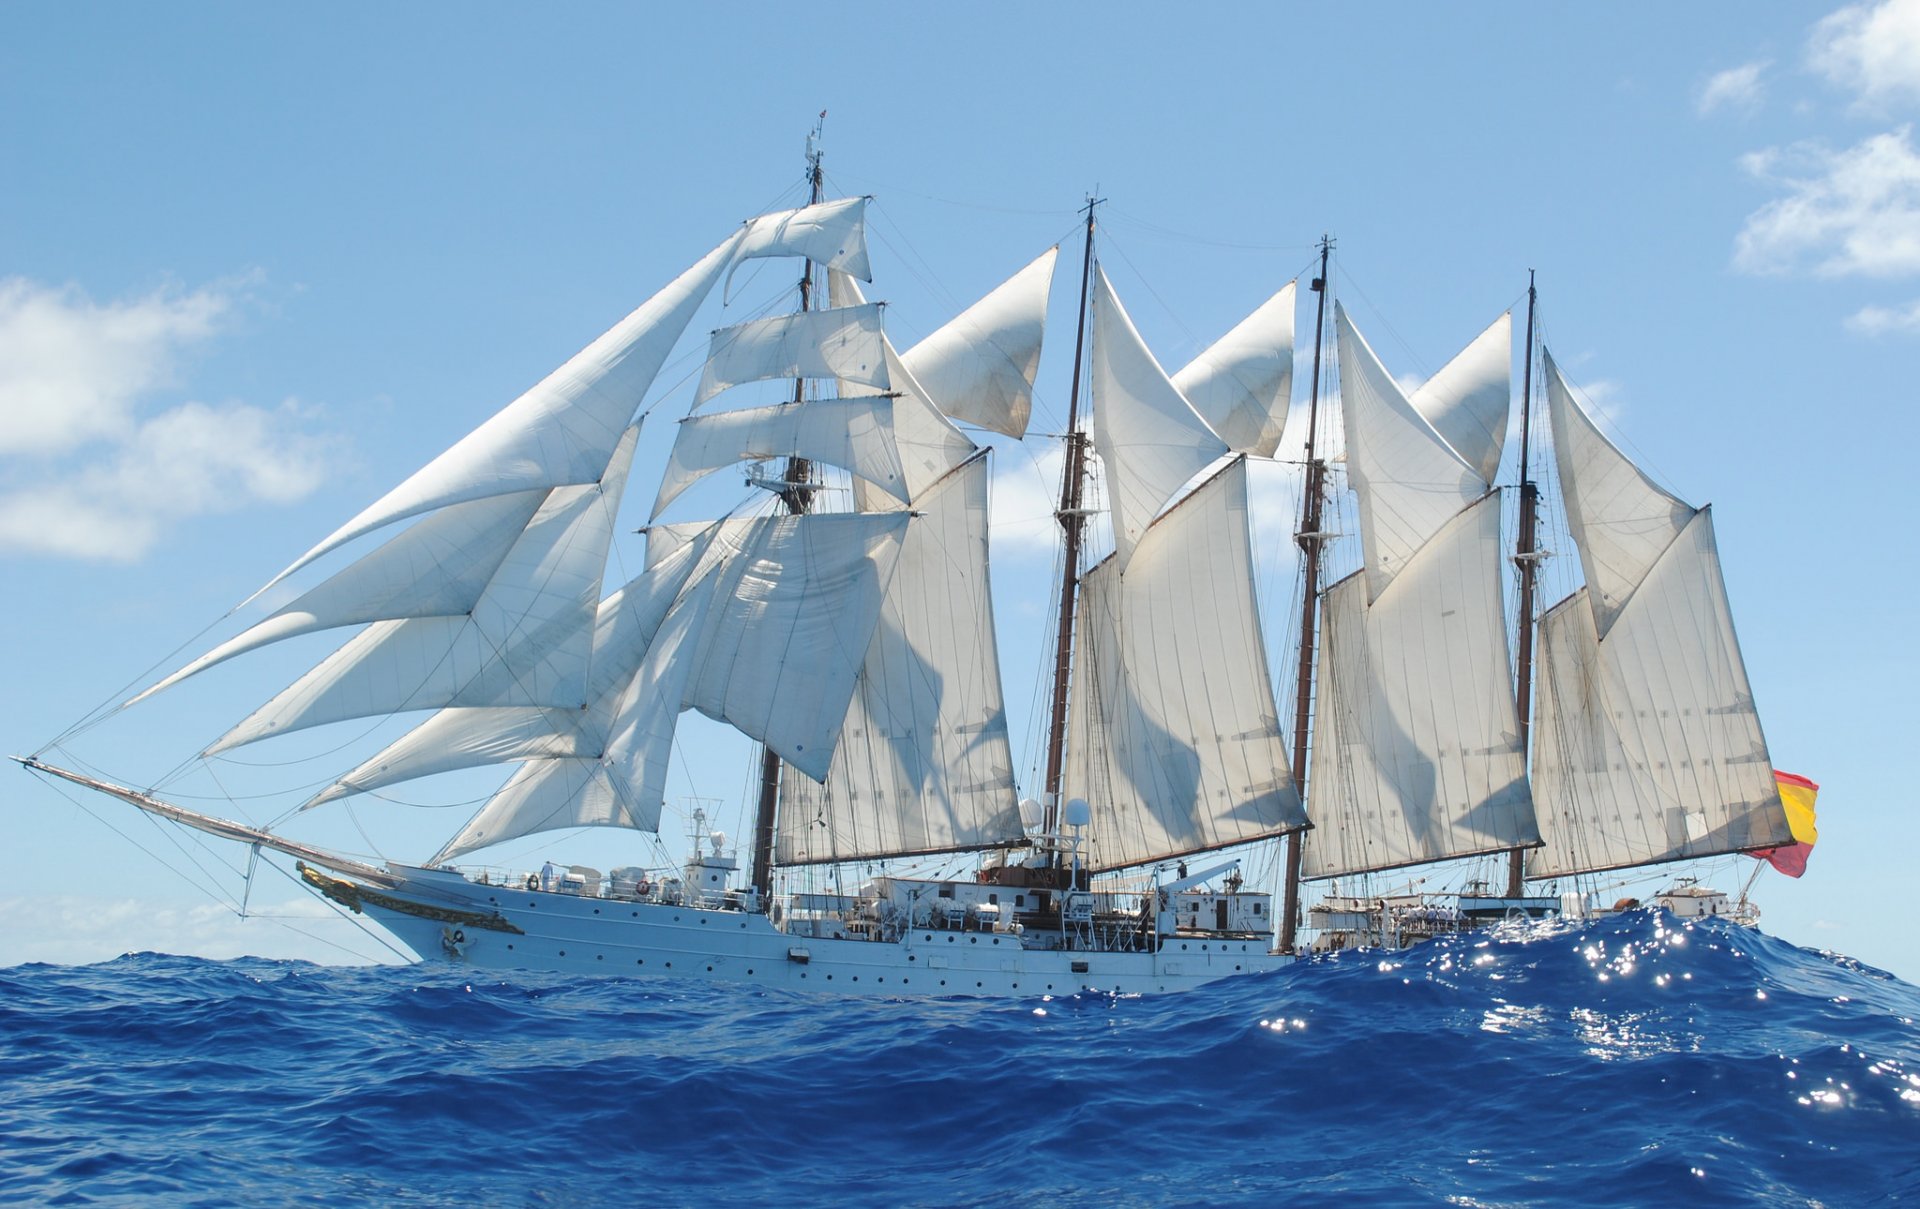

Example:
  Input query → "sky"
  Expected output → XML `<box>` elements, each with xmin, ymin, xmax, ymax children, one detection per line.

<box><xmin>3</xmin><ymin>1</ymin><xmax>1916</xmax><ymax>980</ymax></box>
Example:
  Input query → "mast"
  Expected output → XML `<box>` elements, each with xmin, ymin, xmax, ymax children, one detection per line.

<box><xmin>1038</xmin><ymin>197</ymin><xmax>1100</xmax><ymax>858</ymax></box>
<box><xmin>1504</xmin><ymin>273</ymin><xmax>1539</xmax><ymax>898</ymax></box>
<box><xmin>1279</xmin><ymin>235</ymin><xmax>1333</xmax><ymax>954</ymax></box>
<box><xmin>750</xmin><ymin>122</ymin><xmax>827</xmax><ymax>898</ymax></box>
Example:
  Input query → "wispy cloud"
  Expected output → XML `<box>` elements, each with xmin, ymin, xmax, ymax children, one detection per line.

<box><xmin>1809</xmin><ymin>0</ymin><xmax>1920</xmax><ymax>108</ymax></box>
<box><xmin>0</xmin><ymin>276</ymin><xmax>341</xmax><ymax>562</ymax></box>
<box><xmin>1699</xmin><ymin>61</ymin><xmax>1771</xmax><ymax>115</ymax></box>
<box><xmin>1846</xmin><ymin>296</ymin><xmax>1920</xmax><ymax>331</ymax></box>
<box><xmin>1734</xmin><ymin>126</ymin><xmax>1920</xmax><ymax>277</ymax></box>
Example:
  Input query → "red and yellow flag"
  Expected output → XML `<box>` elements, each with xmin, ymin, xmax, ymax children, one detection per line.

<box><xmin>1749</xmin><ymin>770</ymin><xmax>1819</xmax><ymax>878</ymax></box>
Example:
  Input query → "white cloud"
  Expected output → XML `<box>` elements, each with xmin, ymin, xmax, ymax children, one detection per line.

<box><xmin>1846</xmin><ymin>296</ymin><xmax>1920</xmax><ymax>331</ymax></box>
<box><xmin>1734</xmin><ymin>127</ymin><xmax>1920</xmax><ymax>276</ymax></box>
<box><xmin>0</xmin><ymin>276</ymin><xmax>340</xmax><ymax>561</ymax></box>
<box><xmin>1810</xmin><ymin>0</ymin><xmax>1920</xmax><ymax>108</ymax></box>
<box><xmin>989</xmin><ymin>438</ymin><xmax>1067</xmax><ymax>554</ymax></box>
<box><xmin>1698</xmin><ymin>61</ymin><xmax>1771</xmax><ymax>115</ymax></box>
<box><xmin>0</xmin><ymin>276</ymin><xmax>232</xmax><ymax>456</ymax></box>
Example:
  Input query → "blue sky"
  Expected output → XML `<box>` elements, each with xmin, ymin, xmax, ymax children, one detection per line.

<box><xmin>3</xmin><ymin>2</ymin><xmax>1916</xmax><ymax>980</ymax></box>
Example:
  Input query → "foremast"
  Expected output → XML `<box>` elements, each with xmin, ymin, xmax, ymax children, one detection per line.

<box><xmin>1278</xmin><ymin>235</ymin><xmax>1333</xmax><ymax>954</ymax></box>
<box><xmin>750</xmin><ymin>123</ymin><xmax>827</xmax><ymax>898</ymax></box>
<box><xmin>1038</xmin><ymin>197</ymin><xmax>1101</xmax><ymax>860</ymax></box>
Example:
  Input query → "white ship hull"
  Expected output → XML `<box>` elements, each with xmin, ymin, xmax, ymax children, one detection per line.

<box><xmin>315</xmin><ymin>865</ymin><xmax>1292</xmax><ymax>997</ymax></box>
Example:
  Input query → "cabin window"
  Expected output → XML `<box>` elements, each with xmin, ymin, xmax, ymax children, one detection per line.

<box><xmin>938</xmin><ymin>884</ymin><xmax>954</xmax><ymax>899</ymax></box>
<box><xmin>988</xmin><ymin>893</ymin><xmax>999</xmax><ymax>905</ymax></box>
<box><xmin>1253</xmin><ymin>903</ymin><xmax>1263</xmax><ymax>915</ymax></box>
<box><xmin>1015</xmin><ymin>895</ymin><xmax>1025</xmax><ymax>908</ymax></box>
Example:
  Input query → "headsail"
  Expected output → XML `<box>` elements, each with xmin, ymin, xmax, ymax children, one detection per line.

<box><xmin>260</xmin><ymin>234</ymin><xmax>743</xmax><ymax>594</ymax></box>
<box><xmin>206</xmin><ymin>427</ymin><xmax>641</xmax><ymax>751</ymax></box>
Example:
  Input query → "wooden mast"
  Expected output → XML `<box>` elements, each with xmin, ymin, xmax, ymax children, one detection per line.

<box><xmin>1278</xmin><ymin>235</ymin><xmax>1333</xmax><ymax>954</ymax></box>
<box><xmin>749</xmin><ymin>126</ymin><xmax>826</xmax><ymax>898</ymax></box>
<box><xmin>1038</xmin><ymin>197</ymin><xmax>1100</xmax><ymax>866</ymax></box>
<box><xmin>1504</xmin><ymin>273</ymin><xmax>1540</xmax><ymax>898</ymax></box>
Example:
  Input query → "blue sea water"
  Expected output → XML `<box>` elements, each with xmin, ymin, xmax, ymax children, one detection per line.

<box><xmin>3</xmin><ymin>911</ymin><xmax>1917</xmax><ymax>1208</ymax></box>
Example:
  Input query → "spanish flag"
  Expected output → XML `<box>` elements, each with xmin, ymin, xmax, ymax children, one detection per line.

<box><xmin>1749</xmin><ymin>771</ymin><xmax>1819</xmax><ymax>878</ymax></box>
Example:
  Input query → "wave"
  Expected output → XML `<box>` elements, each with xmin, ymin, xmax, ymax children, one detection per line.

<box><xmin>3</xmin><ymin>910</ymin><xmax>1917</xmax><ymax>1207</ymax></box>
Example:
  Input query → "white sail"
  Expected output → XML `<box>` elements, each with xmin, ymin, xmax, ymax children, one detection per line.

<box><xmin>897</xmin><ymin>248</ymin><xmax>1058</xmax><ymax>439</ymax></box>
<box><xmin>303</xmin><ymin>528</ymin><xmax>722</xmax><ymax>807</ymax></box>
<box><xmin>775</xmin><ymin>455</ymin><xmax>1023</xmax><ymax>865</ymax></box>
<box><xmin>130</xmin><ymin>488</ymin><xmax>550</xmax><ymax>704</ymax></box>
<box><xmin>875</xmin><ymin>344</ymin><xmax>981</xmax><ymax>504</ymax></box>
<box><xmin>1530</xmin><ymin>514</ymin><xmax>1791</xmax><ymax>877</ymax></box>
<box><xmin>1089</xmin><ymin>267</ymin><xmax>1230</xmax><ymax>572</ymax></box>
<box><xmin>681</xmin><ymin>512</ymin><xmax>910</xmax><ymax>781</ymax></box>
<box><xmin>264</xmin><ymin>234</ymin><xmax>740</xmax><ymax>592</ymax></box>
<box><xmin>1409</xmin><ymin>312</ymin><xmax>1512</xmax><ymax>487</ymax></box>
<box><xmin>434</xmin><ymin>754</ymin><xmax>653</xmax><ymax>864</ymax></box>
<box><xmin>1529</xmin><ymin>359</ymin><xmax>1791</xmax><ymax>877</ymax></box>
<box><xmin>732</xmin><ymin>196</ymin><xmax>872</xmax><ymax>283</ymax></box>
<box><xmin>1334</xmin><ymin>303</ymin><xmax>1486</xmax><ymax>600</ymax></box>
<box><xmin>825</xmin><ymin>271</ymin><xmax>980</xmax><ymax>505</ymax></box>
<box><xmin>432</xmin><ymin>510</ymin><xmax>907</xmax><ymax>859</ymax></box>
<box><xmin>207</xmin><ymin>429</ymin><xmax>640</xmax><ymax>752</ymax></box>
<box><xmin>693</xmin><ymin>303</ymin><xmax>890</xmax><ymax>407</ymax></box>
<box><xmin>1064</xmin><ymin>458</ymin><xmax>1304</xmax><ymax>871</ymax></box>
<box><xmin>1171</xmin><ymin>282</ymin><xmax>1295</xmax><ymax>458</ymax></box>
<box><xmin>1544</xmin><ymin>351</ymin><xmax>1696</xmax><ymax>637</ymax></box>
<box><xmin>651</xmin><ymin>395</ymin><xmax>909</xmax><ymax>518</ymax></box>
<box><xmin>1301</xmin><ymin>494</ymin><xmax>1536</xmax><ymax>879</ymax></box>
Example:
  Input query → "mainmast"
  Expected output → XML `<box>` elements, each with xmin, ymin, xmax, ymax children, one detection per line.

<box><xmin>1038</xmin><ymin>197</ymin><xmax>1101</xmax><ymax>860</ymax></box>
<box><xmin>750</xmin><ymin>121</ymin><xmax>827</xmax><ymax>898</ymax></box>
<box><xmin>1279</xmin><ymin>235</ymin><xmax>1333</xmax><ymax>954</ymax></box>
<box><xmin>1504</xmin><ymin>273</ymin><xmax>1539</xmax><ymax>898</ymax></box>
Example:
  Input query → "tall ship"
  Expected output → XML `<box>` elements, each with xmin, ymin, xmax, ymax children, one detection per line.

<box><xmin>19</xmin><ymin>142</ymin><xmax>1814</xmax><ymax>993</ymax></box>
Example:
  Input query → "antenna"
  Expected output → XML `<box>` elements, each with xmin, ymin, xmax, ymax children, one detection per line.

<box><xmin>806</xmin><ymin>110</ymin><xmax>826</xmax><ymax>179</ymax></box>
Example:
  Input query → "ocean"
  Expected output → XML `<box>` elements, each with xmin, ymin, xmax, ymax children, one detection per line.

<box><xmin>3</xmin><ymin>910</ymin><xmax>1916</xmax><ymax>1207</ymax></box>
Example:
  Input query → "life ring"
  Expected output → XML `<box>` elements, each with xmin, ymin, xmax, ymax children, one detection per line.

<box><xmin>526</xmin><ymin>874</ymin><xmax>540</xmax><ymax>892</ymax></box>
